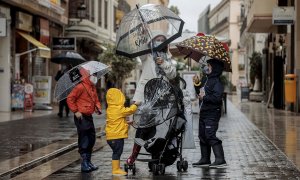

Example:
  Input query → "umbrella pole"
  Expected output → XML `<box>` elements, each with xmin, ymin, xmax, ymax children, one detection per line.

<box><xmin>188</xmin><ymin>57</ymin><xmax>191</xmax><ymax>71</ymax></box>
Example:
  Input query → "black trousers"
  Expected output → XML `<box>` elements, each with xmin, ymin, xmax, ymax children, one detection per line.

<box><xmin>59</xmin><ymin>99</ymin><xmax>69</xmax><ymax>115</ymax></box>
<box><xmin>198</xmin><ymin>108</ymin><xmax>222</xmax><ymax>146</ymax></box>
<box><xmin>107</xmin><ymin>139</ymin><xmax>124</xmax><ymax>160</ymax></box>
<box><xmin>74</xmin><ymin>114</ymin><xmax>96</xmax><ymax>154</ymax></box>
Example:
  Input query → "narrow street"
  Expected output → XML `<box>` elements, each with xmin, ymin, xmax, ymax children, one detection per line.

<box><xmin>7</xmin><ymin>98</ymin><xmax>298</xmax><ymax>179</ymax></box>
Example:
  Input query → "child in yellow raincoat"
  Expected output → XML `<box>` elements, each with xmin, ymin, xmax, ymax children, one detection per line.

<box><xmin>105</xmin><ymin>88</ymin><xmax>139</xmax><ymax>175</ymax></box>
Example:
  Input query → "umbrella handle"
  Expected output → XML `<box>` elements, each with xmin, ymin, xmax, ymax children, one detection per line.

<box><xmin>184</xmin><ymin>51</ymin><xmax>192</xmax><ymax>59</ymax></box>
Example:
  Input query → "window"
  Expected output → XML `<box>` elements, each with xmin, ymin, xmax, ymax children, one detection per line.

<box><xmin>98</xmin><ymin>0</ymin><xmax>102</xmax><ymax>26</ymax></box>
<box><xmin>90</xmin><ymin>0</ymin><xmax>95</xmax><ymax>22</ymax></box>
<box><xmin>104</xmin><ymin>0</ymin><xmax>108</xmax><ymax>29</ymax></box>
<box><xmin>113</xmin><ymin>6</ymin><xmax>116</xmax><ymax>32</ymax></box>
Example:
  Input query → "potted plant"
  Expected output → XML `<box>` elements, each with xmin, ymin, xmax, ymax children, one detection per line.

<box><xmin>249</xmin><ymin>52</ymin><xmax>262</xmax><ymax>91</ymax></box>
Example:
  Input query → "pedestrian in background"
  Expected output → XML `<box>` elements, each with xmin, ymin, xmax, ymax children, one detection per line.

<box><xmin>105</xmin><ymin>88</ymin><xmax>139</xmax><ymax>175</ymax></box>
<box><xmin>67</xmin><ymin>68</ymin><xmax>102</xmax><ymax>173</ymax></box>
<box><xmin>55</xmin><ymin>64</ymin><xmax>71</xmax><ymax>117</ymax></box>
<box><xmin>192</xmin><ymin>58</ymin><xmax>227</xmax><ymax>168</ymax></box>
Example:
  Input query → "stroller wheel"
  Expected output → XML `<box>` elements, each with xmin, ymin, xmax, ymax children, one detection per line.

<box><xmin>148</xmin><ymin>162</ymin><xmax>153</xmax><ymax>172</ymax></box>
<box><xmin>152</xmin><ymin>164</ymin><xmax>159</xmax><ymax>175</ymax></box>
<box><xmin>182</xmin><ymin>160</ymin><xmax>188</xmax><ymax>171</ymax></box>
<box><xmin>132</xmin><ymin>164</ymin><xmax>136</xmax><ymax>175</ymax></box>
<box><xmin>158</xmin><ymin>163</ymin><xmax>165</xmax><ymax>175</ymax></box>
<box><xmin>176</xmin><ymin>161</ymin><xmax>182</xmax><ymax>172</ymax></box>
<box><xmin>124</xmin><ymin>164</ymin><xmax>129</xmax><ymax>173</ymax></box>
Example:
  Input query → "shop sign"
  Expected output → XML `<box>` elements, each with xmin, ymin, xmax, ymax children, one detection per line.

<box><xmin>273</xmin><ymin>7</ymin><xmax>295</xmax><ymax>25</ymax></box>
<box><xmin>40</xmin><ymin>18</ymin><xmax>50</xmax><ymax>45</ymax></box>
<box><xmin>16</xmin><ymin>11</ymin><xmax>33</xmax><ymax>32</ymax></box>
<box><xmin>24</xmin><ymin>83</ymin><xmax>34</xmax><ymax>112</ymax></box>
<box><xmin>32</xmin><ymin>76</ymin><xmax>52</xmax><ymax>104</ymax></box>
<box><xmin>52</xmin><ymin>37</ymin><xmax>76</xmax><ymax>51</ymax></box>
<box><xmin>0</xmin><ymin>18</ymin><xmax>6</xmax><ymax>36</ymax></box>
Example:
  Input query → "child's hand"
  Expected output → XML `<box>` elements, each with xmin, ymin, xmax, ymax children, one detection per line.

<box><xmin>134</xmin><ymin>101</ymin><xmax>141</xmax><ymax>106</ymax></box>
<box><xmin>75</xmin><ymin>112</ymin><xmax>82</xmax><ymax>119</ymax></box>
<box><xmin>95</xmin><ymin>107</ymin><xmax>102</xmax><ymax>115</ymax></box>
<box><xmin>127</xmin><ymin>120</ymin><xmax>133</xmax><ymax>125</ymax></box>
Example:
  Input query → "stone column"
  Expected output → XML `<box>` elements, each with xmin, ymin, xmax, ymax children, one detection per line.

<box><xmin>295</xmin><ymin>0</ymin><xmax>300</xmax><ymax>112</ymax></box>
<box><xmin>0</xmin><ymin>5</ymin><xmax>11</xmax><ymax>112</ymax></box>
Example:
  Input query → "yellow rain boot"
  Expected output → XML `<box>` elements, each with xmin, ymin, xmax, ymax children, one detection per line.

<box><xmin>112</xmin><ymin>160</ymin><xmax>127</xmax><ymax>176</ymax></box>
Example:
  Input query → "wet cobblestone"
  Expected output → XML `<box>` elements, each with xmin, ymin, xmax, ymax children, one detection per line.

<box><xmin>45</xmin><ymin>100</ymin><xmax>300</xmax><ymax>179</ymax></box>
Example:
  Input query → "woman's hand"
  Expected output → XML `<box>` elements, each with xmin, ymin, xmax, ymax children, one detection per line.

<box><xmin>155</xmin><ymin>57</ymin><xmax>164</xmax><ymax>65</ymax></box>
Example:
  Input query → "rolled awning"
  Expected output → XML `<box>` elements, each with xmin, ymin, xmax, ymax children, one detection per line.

<box><xmin>17</xmin><ymin>31</ymin><xmax>51</xmax><ymax>58</ymax></box>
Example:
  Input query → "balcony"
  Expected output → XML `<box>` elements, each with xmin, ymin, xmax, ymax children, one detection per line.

<box><xmin>246</xmin><ymin>0</ymin><xmax>277</xmax><ymax>33</ymax></box>
<box><xmin>209</xmin><ymin>17</ymin><xmax>229</xmax><ymax>34</ymax></box>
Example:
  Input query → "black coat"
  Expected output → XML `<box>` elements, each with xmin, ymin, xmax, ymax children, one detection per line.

<box><xmin>194</xmin><ymin>59</ymin><xmax>224</xmax><ymax>112</ymax></box>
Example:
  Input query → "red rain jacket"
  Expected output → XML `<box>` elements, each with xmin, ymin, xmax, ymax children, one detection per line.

<box><xmin>67</xmin><ymin>69</ymin><xmax>101</xmax><ymax>115</ymax></box>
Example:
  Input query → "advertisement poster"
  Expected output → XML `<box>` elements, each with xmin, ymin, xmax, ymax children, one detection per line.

<box><xmin>24</xmin><ymin>83</ymin><xmax>34</xmax><ymax>111</ymax></box>
<box><xmin>11</xmin><ymin>84</ymin><xmax>25</xmax><ymax>109</ymax></box>
<box><xmin>181</xmin><ymin>71</ymin><xmax>199</xmax><ymax>100</ymax></box>
<box><xmin>32</xmin><ymin>76</ymin><xmax>52</xmax><ymax>104</ymax></box>
<box><xmin>181</xmin><ymin>71</ymin><xmax>200</xmax><ymax>113</ymax></box>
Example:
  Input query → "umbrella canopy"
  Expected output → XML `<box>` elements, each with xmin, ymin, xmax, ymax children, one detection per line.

<box><xmin>51</xmin><ymin>51</ymin><xmax>86</xmax><ymax>66</ymax></box>
<box><xmin>176</xmin><ymin>35</ymin><xmax>232</xmax><ymax>72</ymax></box>
<box><xmin>54</xmin><ymin>61</ymin><xmax>110</xmax><ymax>101</ymax></box>
<box><xmin>116</xmin><ymin>4</ymin><xmax>184</xmax><ymax>58</ymax></box>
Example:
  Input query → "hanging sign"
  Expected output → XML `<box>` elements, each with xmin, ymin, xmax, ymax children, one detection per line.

<box><xmin>273</xmin><ymin>7</ymin><xmax>295</xmax><ymax>25</ymax></box>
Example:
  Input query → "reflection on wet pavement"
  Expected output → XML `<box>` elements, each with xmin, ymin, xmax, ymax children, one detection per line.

<box><xmin>229</xmin><ymin>95</ymin><xmax>300</xmax><ymax>170</ymax></box>
<box><xmin>45</xmin><ymin>99</ymin><xmax>300</xmax><ymax>179</ymax></box>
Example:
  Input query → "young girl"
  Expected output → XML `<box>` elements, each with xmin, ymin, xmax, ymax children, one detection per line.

<box><xmin>105</xmin><ymin>88</ymin><xmax>139</xmax><ymax>175</ymax></box>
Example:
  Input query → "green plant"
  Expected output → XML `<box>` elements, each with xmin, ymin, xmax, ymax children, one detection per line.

<box><xmin>249</xmin><ymin>52</ymin><xmax>262</xmax><ymax>85</ymax></box>
<box><xmin>99</xmin><ymin>44</ymin><xmax>137</xmax><ymax>89</ymax></box>
<box><xmin>220</xmin><ymin>75</ymin><xmax>228</xmax><ymax>87</ymax></box>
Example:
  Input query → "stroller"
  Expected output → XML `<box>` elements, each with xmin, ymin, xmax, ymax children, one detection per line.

<box><xmin>125</xmin><ymin>77</ymin><xmax>189</xmax><ymax>175</ymax></box>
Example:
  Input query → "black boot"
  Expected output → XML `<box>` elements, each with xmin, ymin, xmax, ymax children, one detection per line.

<box><xmin>87</xmin><ymin>153</ymin><xmax>98</xmax><ymax>171</ymax></box>
<box><xmin>192</xmin><ymin>142</ymin><xmax>211</xmax><ymax>167</ymax></box>
<box><xmin>210</xmin><ymin>143</ymin><xmax>227</xmax><ymax>168</ymax></box>
<box><xmin>81</xmin><ymin>154</ymin><xmax>92</xmax><ymax>173</ymax></box>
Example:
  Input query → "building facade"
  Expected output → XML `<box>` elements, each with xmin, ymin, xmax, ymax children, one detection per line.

<box><xmin>0</xmin><ymin>0</ymin><xmax>68</xmax><ymax>112</ymax></box>
<box><xmin>208</xmin><ymin>0</ymin><xmax>241</xmax><ymax>88</ymax></box>
<box><xmin>198</xmin><ymin>5</ymin><xmax>210</xmax><ymax>34</ymax></box>
<box><xmin>240</xmin><ymin>0</ymin><xmax>300</xmax><ymax>112</ymax></box>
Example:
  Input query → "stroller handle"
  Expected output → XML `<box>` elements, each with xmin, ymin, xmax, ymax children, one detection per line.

<box><xmin>178</xmin><ymin>76</ymin><xmax>187</xmax><ymax>89</ymax></box>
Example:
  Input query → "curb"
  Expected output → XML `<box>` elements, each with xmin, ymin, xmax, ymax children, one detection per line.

<box><xmin>0</xmin><ymin>131</ymin><xmax>105</xmax><ymax>179</ymax></box>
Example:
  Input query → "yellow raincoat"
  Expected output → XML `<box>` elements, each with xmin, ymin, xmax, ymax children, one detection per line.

<box><xmin>105</xmin><ymin>88</ymin><xmax>137</xmax><ymax>140</ymax></box>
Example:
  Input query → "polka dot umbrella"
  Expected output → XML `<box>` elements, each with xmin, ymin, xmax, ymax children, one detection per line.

<box><xmin>176</xmin><ymin>35</ymin><xmax>232</xmax><ymax>72</ymax></box>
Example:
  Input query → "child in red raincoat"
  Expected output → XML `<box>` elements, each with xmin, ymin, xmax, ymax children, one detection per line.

<box><xmin>67</xmin><ymin>68</ymin><xmax>101</xmax><ymax>173</ymax></box>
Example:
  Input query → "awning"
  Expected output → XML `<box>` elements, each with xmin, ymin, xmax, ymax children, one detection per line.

<box><xmin>17</xmin><ymin>31</ymin><xmax>51</xmax><ymax>58</ymax></box>
<box><xmin>246</xmin><ymin>16</ymin><xmax>277</xmax><ymax>33</ymax></box>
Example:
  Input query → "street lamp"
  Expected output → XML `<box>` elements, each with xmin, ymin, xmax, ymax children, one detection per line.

<box><xmin>77</xmin><ymin>2</ymin><xmax>86</xmax><ymax>21</ymax></box>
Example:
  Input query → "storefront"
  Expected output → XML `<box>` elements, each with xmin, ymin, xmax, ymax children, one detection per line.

<box><xmin>0</xmin><ymin>4</ymin><xmax>11</xmax><ymax>112</ymax></box>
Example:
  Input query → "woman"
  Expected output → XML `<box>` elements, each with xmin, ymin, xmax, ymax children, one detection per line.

<box><xmin>126</xmin><ymin>32</ymin><xmax>177</xmax><ymax>165</ymax></box>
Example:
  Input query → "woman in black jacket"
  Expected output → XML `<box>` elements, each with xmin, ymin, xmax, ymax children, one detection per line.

<box><xmin>192</xmin><ymin>58</ymin><xmax>227</xmax><ymax>168</ymax></box>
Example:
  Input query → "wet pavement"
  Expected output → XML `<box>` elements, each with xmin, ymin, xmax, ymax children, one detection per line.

<box><xmin>0</xmin><ymin>112</ymin><xmax>105</xmax><ymax>161</ymax></box>
<box><xmin>229</xmin><ymin>95</ymin><xmax>300</xmax><ymax>171</ymax></box>
<box><xmin>44</xmin><ymin>99</ymin><xmax>300</xmax><ymax>179</ymax></box>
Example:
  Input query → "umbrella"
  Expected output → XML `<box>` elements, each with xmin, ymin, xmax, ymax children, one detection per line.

<box><xmin>176</xmin><ymin>35</ymin><xmax>232</xmax><ymax>72</ymax></box>
<box><xmin>54</xmin><ymin>61</ymin><xmax>110</xmax><ymax>101</ymax></box>
<box><xmin>51</xmin><ymin>51</ymin><xmax>86</xmax><ymax>66</ymax></box>
<box><xmin>116</xmin><ymin>4</ymin><xmax>184</xmax><ymax>58</ymax></box>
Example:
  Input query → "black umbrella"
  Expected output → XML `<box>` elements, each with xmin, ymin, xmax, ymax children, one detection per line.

<box><xmin>51</xmin><ymin>51</ymin><xmax>86</xmax><ymax>66</ymax></box>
